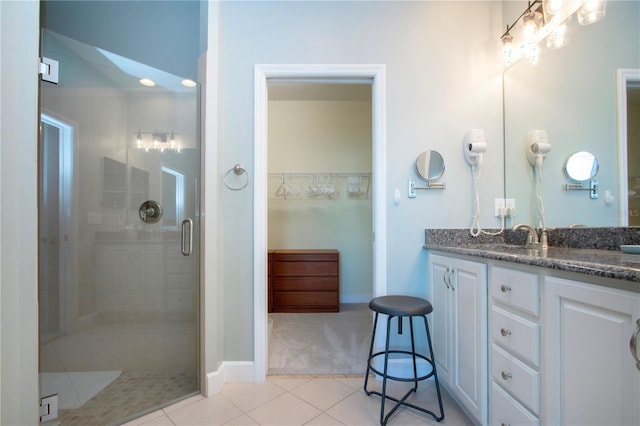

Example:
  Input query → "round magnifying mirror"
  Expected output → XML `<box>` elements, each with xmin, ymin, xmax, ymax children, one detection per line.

<box><xmin>415</xmin><ymin>150</ymin><xmax>445</xmax><ymax>182</ymax></box>
<box><xmin>564</xmin><ymin>151</ymin><xmax>599</xmax><ymax>182</ymax></box>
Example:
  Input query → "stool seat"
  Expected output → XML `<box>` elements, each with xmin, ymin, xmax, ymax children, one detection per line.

<box><xmin>364</xmin><ymin>294</ymin><xmax>444</xmax><ymax>425</ymax></box>
<box><xmin>369</xmin><ymin>295</ymin><xmax>433</xmax><ymax>317</ymax></box>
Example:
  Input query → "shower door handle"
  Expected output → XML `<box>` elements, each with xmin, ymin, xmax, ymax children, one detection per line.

<box><xmin>181</xmin><ymin>219</ymin><xmax>193</xmax><ymax>256</ymax></box>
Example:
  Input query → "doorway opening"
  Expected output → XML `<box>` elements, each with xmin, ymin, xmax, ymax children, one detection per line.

<box><xmin>266</xmin><ymin>82</ymin><xmax>373</xmax><ymax>375</ymax></box>
<box><xmin>253</xmin><ymin>64</ymin><xmax>387</xmax><ymax>381</ymax></box>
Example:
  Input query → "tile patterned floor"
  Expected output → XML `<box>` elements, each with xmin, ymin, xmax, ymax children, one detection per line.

<box><xmin>57</xmin><ymin>372</ymin><xmax>197</xmax><ymax>426</ymax></box>
<box><xmin>123</xmin><ymin>375</ymin><xmax>474</xmax><ymax>426</ymax></box>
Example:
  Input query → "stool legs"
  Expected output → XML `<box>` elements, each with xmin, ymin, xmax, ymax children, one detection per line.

<box><xmin>364</xmin><ymin>313</ymin><xmax>445</xmax><ymax>425</ymax></box>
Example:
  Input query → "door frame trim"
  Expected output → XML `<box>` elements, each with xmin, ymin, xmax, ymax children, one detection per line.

<box><xmin>617</xmin><ymin>68</ymin><xmax>640</xmax><ymax>225</ymax></box>
<box><xmin>253</xmin><ymin>64</ymin><xmax>387</xmax><ymax>381</ymax></box>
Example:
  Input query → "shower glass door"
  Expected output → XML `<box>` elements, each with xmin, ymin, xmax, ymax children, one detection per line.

<box><xmin>38</xmin><ymin>29</ymin><xmax>200</xmax><ymax>425</ymax></box>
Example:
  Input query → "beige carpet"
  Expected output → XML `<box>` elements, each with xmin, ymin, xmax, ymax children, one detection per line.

<box><xmin>268</xmin><ymin>303</ymin><xmax>373</xmax><ymax>375</ymax></box>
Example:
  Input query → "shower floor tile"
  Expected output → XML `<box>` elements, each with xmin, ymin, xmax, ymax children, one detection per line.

<box><xmin>53</xmin><ymin>371</ymin><xmax>198</xmax><ymax>426</ymax></box>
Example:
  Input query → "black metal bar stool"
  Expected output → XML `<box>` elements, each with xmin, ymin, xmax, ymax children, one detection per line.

<box><xmin>364</xmin><ymin>295</ymin><xmax>444</xmax><ymax>425</ymax></box>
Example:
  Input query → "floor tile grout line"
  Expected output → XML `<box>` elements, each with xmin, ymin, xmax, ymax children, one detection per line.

<box><xmin>217</xmin><ymin>390</ymin><xmax>275</xmax><ymax>416</ymax></box>
<box><xmin>291</xmin><ymin>381</ymin><xmax>360</xmax><ymax>414</ymax></box>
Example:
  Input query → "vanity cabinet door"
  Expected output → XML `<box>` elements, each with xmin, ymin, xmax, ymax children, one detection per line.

<box><xmin>429</xmin><ymin>256</ymin><xmax>452</xmax><ymax>386</ymax></box>
<box><xmin>543</xmin><ymin>276</ymin><xmax>640</xmax><ymax>426</ymax></box>
<box><xmin>428</xmin><ymin>253</ymin><xmax>487</xmax><ymax>425</ymax></box>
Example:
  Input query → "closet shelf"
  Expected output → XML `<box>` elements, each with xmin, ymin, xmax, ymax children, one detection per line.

<box><xmin>268</xmin><ymin>172</ymin><xmax>371</xmax><ymax>200</ymax></box>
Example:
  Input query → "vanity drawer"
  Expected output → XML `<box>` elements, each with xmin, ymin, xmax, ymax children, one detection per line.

<box><xmin>491</xmin><ymin>306</ymin><xmax>540</xmax><ymax>366</ymax></box>
<box><xmin>491</xmin><ymin>344</ymin><xmax>540</xmax><ymax>414</ymax></box>
<box><xmin>491</xmin><ymin>266</ymin><xmax>539</xmax><ymax>316</ymax></box>
<box><xmin>491</xmin><ymin>381</ymin><xmax>540</xmax><ymax>426</ymax></box>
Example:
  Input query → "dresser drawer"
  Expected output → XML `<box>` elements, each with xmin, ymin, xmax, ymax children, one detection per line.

<box><xmin>274</xmin><ymin>276</ymin><xmax>338</xmax><ymax>291</ymax></box>
<box><xmin>273</xmin><ymin>291</ymin><xmax>339</xmax><ymax>312</ymax></box>
<box><xmin>491</xmin><ymin>344</ymin><xmax>540</xmax><ymax>414</ymax></box>
<box><xmin>274</xmin><ymin>250</ymin><xmax>338</xmax><ymax>262</ymax></box>
<box><xmin>275</xmin><ymin>261</ymin><xmax>338</xmax><ymax>277</ymax></box>
<box><xmin>491</xmin><ymin>306</ymin><xmax>540</xmax><ymax>366</ymax></box>
<box><xmin>491</xmin><ymin>266</ymin><xmax>539</xmax><ymax>316</ymax></box>
<box><xmin>491</xmin><ymin>381</ymin><xmax>540</xmax><ymax>426</ymax></box>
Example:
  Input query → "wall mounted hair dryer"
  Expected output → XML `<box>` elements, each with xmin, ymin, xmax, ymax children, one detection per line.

<box><xmin>463</xmin><ymin>129</ymin><xmax>487</xmax><ymax>168</ymax></box>
<box><xmin>525</xmin><ymin>130</ymin><xmax>551</xmax><ymax>169</ymax></box>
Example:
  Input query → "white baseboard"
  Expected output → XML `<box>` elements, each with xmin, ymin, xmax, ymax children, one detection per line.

<box><xmin>205</xmin><ymin>361</ymin><xmax>256</xmax><ymax>396</ymax></box>
<box><xmin>204</xmin><ymin>358</ymin><xmax>434</xmax><ymax>397</ymax></box>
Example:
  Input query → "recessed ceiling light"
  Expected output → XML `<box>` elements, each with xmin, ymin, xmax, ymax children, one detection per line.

<box><xmin>181</xmin><ymin>79</ymin><xmax>197</xmax><ymax>88</ymax></box>
<box><xmin>139</xmin><ymin>78</ymin><xmax>156</xmax><ymax>87</ymax></box>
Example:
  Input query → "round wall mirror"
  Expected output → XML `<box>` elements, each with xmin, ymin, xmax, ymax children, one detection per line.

<box><xmin>415</xmin><ymin>150</ymin><xmax>445</xmax><ymax>182</ymax></box>
<box><xmin>564</xmin><ymin>151</ymin><xmax>599</xmax><ymax>182</ymax></box>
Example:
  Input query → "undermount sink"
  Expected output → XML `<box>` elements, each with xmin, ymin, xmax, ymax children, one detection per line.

<box><xmin>474</xmin><ymin>243</ymin><xmax>532</xmax><ymax>250</ymax></box>
<box><xmin>470</xmin><ymin>243</ymin><xmax>549</xmax><ymax>256</ymax></box>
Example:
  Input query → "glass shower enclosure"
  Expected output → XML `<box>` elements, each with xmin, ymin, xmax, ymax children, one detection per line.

<box><xmin>38</xmin><ymin>29</ymin><xmax>200</xmax><ymax>425</ymax></box>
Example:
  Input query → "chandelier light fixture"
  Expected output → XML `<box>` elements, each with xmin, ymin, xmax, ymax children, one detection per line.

<box><xmin>134</xmin><ymin>131</ymin><xmax>181</xmax><ymax>153</ymax></box>
<box><xmin>500</xmin><ymin>0</ymin><xmax>607</xmax><ymax>67</ymax></box>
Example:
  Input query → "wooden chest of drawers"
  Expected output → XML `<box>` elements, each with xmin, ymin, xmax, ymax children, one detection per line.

<box><xmin>268</xmin><ymin>249</ymin><xmax>339</xmax><ymax>313</ymax></box>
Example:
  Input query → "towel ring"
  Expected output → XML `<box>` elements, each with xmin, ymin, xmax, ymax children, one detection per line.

<box><xmin>224</xmin><ymin>164</ymin><xmax>249</xmax><ymax>191</ymax></box>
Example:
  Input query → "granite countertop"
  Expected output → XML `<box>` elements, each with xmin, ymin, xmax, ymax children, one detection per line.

<box><xmin>424</xmin><ymin>228</ymin><xmax>640</xmax><ymax>286</ymax></box>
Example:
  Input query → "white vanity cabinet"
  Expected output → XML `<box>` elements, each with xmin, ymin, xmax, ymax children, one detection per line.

<box><xmin>542</xmin><ymin>276</ymin><xmax>640</xmax><ymax>426</ymax></box>
<box><xmin>428</xmin><ymin>253</ymin><xmax>487</xmax><ymax>425</ymax></box>
<box><xmin>489</xmin><ymin>266</ymin><xmax>541</xmax><ymax>426</ymax></box>
<box><xmin>428</xmin><ymin>249</ymin><xmax>640</xmax><ymax>426</ymax></box>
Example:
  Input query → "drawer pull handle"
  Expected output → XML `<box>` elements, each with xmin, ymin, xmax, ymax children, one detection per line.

<box><xmin>443</xmin><ymin>268</ymin><xmax>451</xmax><ymax>289</ymax></box>
<box><xmin>500</xmin><ymin>284</ymin><xmax>512</xmax><ymax>293</ymax></box>
<box><xmin>501</xmin><ymin>423</ymin><xmax>510</xmax><ymax>426</ymax></box>
<box><xmin>500</xmin><ymin>328</ymin><xmax>511</xmax><ymax>337</ymax></box>
<box><xmin>501</xmin><ymin>371</ymin><xmax>512</xmax><ymax>381</ymax></box>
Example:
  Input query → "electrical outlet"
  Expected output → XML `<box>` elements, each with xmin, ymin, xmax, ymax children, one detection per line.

<box><xmin>505</xmin><ymin>198</ymin><xmax>516</xmax><ymax>217</ymax></box>
<box><xmin>494</xmin><ymin>198</ymin><xmax>506</xmax><ymax>217</ymax></box>
<box><xmin>495</xmin><ymin>198</ymin><xmax>516</xmax><ymax>217</ymax></box>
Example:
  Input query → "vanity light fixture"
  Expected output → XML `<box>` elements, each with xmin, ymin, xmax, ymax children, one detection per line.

<box><xmin>500</xmin><ymin>1</ymin><xmax>545</xmax><ymax>66</ymax></box>
<box><xmin>500</xmin><ymin>0</ymin><xmax>606</xmax><ymax>67</ymax></box>
<box><xmin>133</xmin><ymin>131</ymin><xmax>181</xmax><ymax>153</ymax></box>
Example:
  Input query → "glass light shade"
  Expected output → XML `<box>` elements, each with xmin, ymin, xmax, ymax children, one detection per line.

<box><xmin>543</xmin><ymin>0</ymin><xmax>564</xmax><ymax>17</ymax></box>
<box><xmin>502</xmin><ymin>33</ymin><xmax>514</xmax><ymax>65</ymax></box>
<box><xmin>547</xmin><ymin>23</ymin><xmax>569</xmax><ymax>49</ymax></box>
<box><xmin>522</xmin><ymin>10</ymin><xmax>543</xmax><ymax>39</ymax></box>
<box><xmin>577</xmin><ymin>0</ymin><xmax>606</xmax><ymax>25</ymax></box>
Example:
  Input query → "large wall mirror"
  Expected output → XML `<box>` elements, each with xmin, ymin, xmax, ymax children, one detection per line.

<box><xmin>503</xmin><ymin>0</ymin><xmax>640</xmax><ymax>227</ymax></box>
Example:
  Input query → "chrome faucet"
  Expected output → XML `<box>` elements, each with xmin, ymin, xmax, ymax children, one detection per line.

<box><xmin>512</xmin><ymin>223</ymin><xmax>547</xmax><ymax>249</ymax></box>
